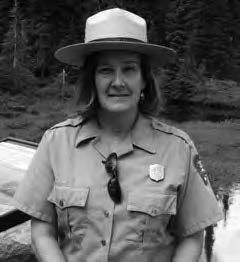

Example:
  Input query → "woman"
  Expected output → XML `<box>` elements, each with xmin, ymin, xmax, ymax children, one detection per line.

<box><xmin>14</xmin><ymin>8</ymin><xmax>223</xmax><ymax>262</ymax></box>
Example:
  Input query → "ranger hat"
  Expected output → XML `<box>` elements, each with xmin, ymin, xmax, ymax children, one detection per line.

<box><xmin>55</xmin><ymin>8</ymin><xmax>176</xmax><ymax>66</ymax></box>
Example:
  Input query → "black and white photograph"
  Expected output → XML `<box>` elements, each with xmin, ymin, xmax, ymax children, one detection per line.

<box><xmin>0</xmin><ymin>1</ymin><xmax>239</xmax><ymax>262</ymax></box>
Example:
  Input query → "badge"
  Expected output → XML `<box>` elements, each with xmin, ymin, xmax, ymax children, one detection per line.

<box><xmin>193</xmin><ymin>154</ymin><xmax>208</xmax><ymax>185</ymax></box>
<box><xmin>149</xmin><ymin>164</ymin><xmax>165</xmax><ymax>182</ymax></box>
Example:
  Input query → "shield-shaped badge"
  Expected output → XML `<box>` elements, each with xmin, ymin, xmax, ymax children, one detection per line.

<box><xmin>149</xmin><ymin>164</ymin><xmax>165</xmax><ymax>182</ymax></box>
<box><xmin>193</xmin><ymin>154</ymin><xmax>208</xmax><ymax>185</ymax></box>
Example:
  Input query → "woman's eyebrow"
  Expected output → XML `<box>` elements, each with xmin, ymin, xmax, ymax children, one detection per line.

<box><xmin>122</xmin><ymin>60</ymin><xmax>140</xmax><ymax>64</ymax></box>
<box><xmin>96</xmin><ymin>62</ymin><xmax>111</xmax><ymax>67</ymax></box>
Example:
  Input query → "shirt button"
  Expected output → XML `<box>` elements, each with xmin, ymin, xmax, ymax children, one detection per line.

<box><xmin>138</xmin><ymin>230</ymin><xmax>144</xmax><ymax>237</ymax></box>
<box><xmin>101</xmin><ymin>240</ymin><xmax>106</xmax><ymax>246</ymax></box>
<box><xmin>152</xmin><ymin>208</ymin><xmax>158</xmax><ymax>216</ymax></box>
<box><xmin>59</xmin><ymin>200</ymin><xmax>64</xmax><ymax>207</ymax></box>
<box><xmin>103</xmin><ymin>211</ymin><xmax>110</xmax><ymax>217</ymax></box>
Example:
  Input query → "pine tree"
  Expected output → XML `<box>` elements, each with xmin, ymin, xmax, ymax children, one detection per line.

<box><xmin>199</xmin><ymin>0</ymin><xmax>232</xmax><ymax>77</ymax></box>
<box><xmin>0</xmin><ymin>0</ymin><xmax>36</xmax><ymax>94</ymax></box>
<box><xmin>225</xmin><ymin>0</ymin><xmax>240</xmax><ymax>81</ymax></box>
<box><xmin>0</xmin><ymin>0</ymin><xmax>13</xmax><ymax>52</ymax></box>
<box><xmin>163</xmin><ymin>0</ymin><xmax>198</xmax><ymax>107</ymax></box>
<box><xmin>165</xmin><ymin>0</ymin><xmax>237</xmax><ymax>79</ymax></box>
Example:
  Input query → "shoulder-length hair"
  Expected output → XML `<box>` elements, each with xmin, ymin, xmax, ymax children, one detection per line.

<box><xmin>74</xmin><ymin>52</ymin><xmax>163</xmax><ymax>118</ymax></box>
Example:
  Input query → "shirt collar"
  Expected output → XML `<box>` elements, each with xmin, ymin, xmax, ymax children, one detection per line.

<box><xmin>75</xmin><ymin>113</ymin><xmax>156</xmax><ymax>154</ymax></box>
<box><xmin>131</xmin><ymin>113</ymin><xmax>156</xmax><ymax>154</ymax></box>
<box><xmin>75</xmin><ymin>116</ymin><xmax>100</xmax><ymax>147</ymax></box>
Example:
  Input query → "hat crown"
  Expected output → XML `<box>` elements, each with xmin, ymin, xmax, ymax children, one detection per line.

<box><xmin>85</xmin><ymin>8</ymin><xmax>147</xmax><ymax>43</ymax></box>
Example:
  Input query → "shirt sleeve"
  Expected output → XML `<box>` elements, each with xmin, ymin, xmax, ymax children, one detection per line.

<box><xmin>13</xmin><ymin>130</ymin><xmax>55</xmax><ymax>223</ymax></box>
<box><xmin>173</xmin><ymin>141</ymin><xmax>223</xmax><ymax>237</ymax></box>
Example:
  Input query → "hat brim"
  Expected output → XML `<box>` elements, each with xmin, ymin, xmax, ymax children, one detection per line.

<box><xmin>54</xmin><ymin>41</ymin><xmax>176</xmax><ymax>67</ymax></box>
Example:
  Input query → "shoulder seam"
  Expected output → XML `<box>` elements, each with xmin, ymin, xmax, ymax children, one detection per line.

<box><xmin>49</xmin><ymin>116</ymin><xmax>85</xmax><ymax>131</ymax></box>
<box><xmin>151</xmin><ymin>119</ymin><xmax>192</xmax><ymax>146</ymax></box>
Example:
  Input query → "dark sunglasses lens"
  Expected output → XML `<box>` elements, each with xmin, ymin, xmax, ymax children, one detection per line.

<box><xmin>105</xmin><ymin>153</ymin><xmax>117</xmax><ymax>173</ymax></box>
<box><xmin>108</xmin><ymin>176</ymin><xmax>121</xmax><ymax>204</ymax></box>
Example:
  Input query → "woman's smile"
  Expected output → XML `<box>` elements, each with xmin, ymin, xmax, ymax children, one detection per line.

<box><xmin>108</xmin><ymin>91</ymin><xmax>130</xmax><ymax>96</ymax></box>
<box><xmin>107</xmin><ymin>92</ymin><xmax>130</xmax><ymax>97</ymax></box>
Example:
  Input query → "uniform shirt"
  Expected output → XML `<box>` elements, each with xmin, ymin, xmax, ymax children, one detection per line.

<box><xmin>14</xmin><ymin>113</ymin><xmax>223</xmax><ymax>262</ymax></box>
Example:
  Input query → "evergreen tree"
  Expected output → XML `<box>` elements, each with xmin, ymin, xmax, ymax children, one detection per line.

<box><xmin>200</xmin><ymin>0</ymin><xmax>232</xmax><ymax>77</ymax></box>
<box><xmin>225</xmin><ymin>0</ymin><xmax>240</xmax><ymax>81</ymax></box>
<box><xmin>165</xmin><ymin>0</ymin><xmax>238</xmax><ymax>79</ymax></box>
<box><xmin>163</xmin><ymin>0</ymin><xmax>198</xmax><ymax>107</ymax></box>
<box><xmin>0</xmin><ymin>0</ymin><xmax>13</xmax><ymax>52</ymax></box>
<box><xmin>0</xmin><ymin>0</ymin><xmax>36</xmax><ymax>94</ymax></box>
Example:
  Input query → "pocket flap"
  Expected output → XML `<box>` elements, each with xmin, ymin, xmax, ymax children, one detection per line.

<box><xmin>47</xmin><ymin>185</ymin><xmax>89</xmax><ymax>209</ymax></box>
<box><xmin>127</xmin><ymin>192</ymin><xmax>176</xmax><ymax>216</ymax></box>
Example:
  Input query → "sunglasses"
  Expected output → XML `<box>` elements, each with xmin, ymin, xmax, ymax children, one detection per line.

<box><xmin>102</xmin><ymin>152</ymin><xmax>121</xmax><ymax>204</ymax></box>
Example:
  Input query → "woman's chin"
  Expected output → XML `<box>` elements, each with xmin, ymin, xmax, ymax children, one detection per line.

<box><xmin>100</xmin><ymin>103</ymin><xmax>138</xmax><ymax>114</ymax></box>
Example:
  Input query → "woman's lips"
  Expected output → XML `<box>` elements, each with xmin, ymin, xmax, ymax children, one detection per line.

<box><xmin>108</xmin><ymin>94</ymin><xmax>129</xmax><ymax>97</ymax></box>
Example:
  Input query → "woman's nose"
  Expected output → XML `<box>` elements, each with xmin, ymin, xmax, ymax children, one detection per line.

<box><xmin>111</xmin><ymin>70</ymin><xmax>125</xmax><ymax>87</ymax></box>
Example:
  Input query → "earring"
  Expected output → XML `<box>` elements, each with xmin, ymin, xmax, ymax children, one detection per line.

<box><xmin>140</xmin><ymin>90</ymin><xmax>145</xmax><ymax>104</ymax></box>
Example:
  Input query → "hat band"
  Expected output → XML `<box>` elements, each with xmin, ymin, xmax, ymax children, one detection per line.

<box><xmin>89</xmin><ymin>37</ymin><xmax>145</xmax><ymax>43</ymax></box>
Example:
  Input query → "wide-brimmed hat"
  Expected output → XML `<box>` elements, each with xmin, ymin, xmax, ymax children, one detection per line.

<box><xmin>55</xmin><ymin>8</ymin><xmax>176</xmax><ymax>67</ymax></box>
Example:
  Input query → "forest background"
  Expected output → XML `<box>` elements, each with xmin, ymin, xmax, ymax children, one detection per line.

<box><xmin>0</xmin><ymin>0</ymin><xmax>240</xmax><ymax>193</ymax></box>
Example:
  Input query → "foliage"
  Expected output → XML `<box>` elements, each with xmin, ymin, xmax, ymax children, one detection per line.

<box><xmin>164</xmin><ymin>0</ymin><xmax>240</xmax><ymax>102</ymax></box>
<box><xmin>0</xmin><ymin>58</ymin><xmax>37</xmax><ymax>95</ymax></box>
<box><xmin>0</xmin><ymin>0</ymin><xmax>38</xmax><ymax>94</ymax></box>
<box><xmin>0</xmin><ymin>0</ymin><xmax>13</xmax><ymax>52</ymax></box>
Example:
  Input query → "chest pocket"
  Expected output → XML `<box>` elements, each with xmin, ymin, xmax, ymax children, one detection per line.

<box><xmin>47</xmin><ymin>185</ymin><xmax>89</xmax><ymax>241</ymax></box>
<box><xmin>127</xmin><ymin>191</ymin><xmax>176</xmax><ymax>245</ymax></box>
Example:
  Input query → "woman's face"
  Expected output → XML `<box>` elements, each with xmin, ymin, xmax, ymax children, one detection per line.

<box><xmin>94</xmin><ymin>50</ymin><xmax>145</xmax><ymax>114</ymax></box>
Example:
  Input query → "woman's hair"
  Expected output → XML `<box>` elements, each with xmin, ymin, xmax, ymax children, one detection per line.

<box><xmin>74</xmin><ymin>52</ymin><xmax>163</xmax><ymax>118</ymax></box>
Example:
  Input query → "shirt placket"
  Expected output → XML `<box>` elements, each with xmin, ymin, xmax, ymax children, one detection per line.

<box><xmin>101</xmin><ymin>200</ymin><xmax>115</xmax><ymax>261</ymax></box>
<box><xmin>90</xmin><ymin>135</ymin><xmax>133</xmax><ymax>261</ymax></box>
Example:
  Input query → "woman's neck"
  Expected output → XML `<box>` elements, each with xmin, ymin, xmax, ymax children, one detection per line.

<box><xmin>97</xmin><ymin>109</ymin><xmax>138</xmax><ymax>136</ymax></box>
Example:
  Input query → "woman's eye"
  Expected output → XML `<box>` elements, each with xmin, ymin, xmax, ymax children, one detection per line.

<box><xmin>123</xmin><ymin>65</ymin><xmax>137</xmax><ymax>72</ymax></box>
<box><xmin>97</xmin><ymin>67</ymin><xmax>113</xmax><ymax>74</ymax></box>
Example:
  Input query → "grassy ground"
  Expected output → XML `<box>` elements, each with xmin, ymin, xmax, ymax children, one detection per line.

<box><xmin>0</xmin><ymin>92</ymin><xmax>240</xmax><ymax>194</ymax></box>
<box><xmin>192</xmin><ymin>79</ymin><xmax>240</xmax><ymax>108</ymax></box>
<box><xmin>175</xmin><ymin>120</ymin><xmax>240</xmax><ymax>193</ymax></box>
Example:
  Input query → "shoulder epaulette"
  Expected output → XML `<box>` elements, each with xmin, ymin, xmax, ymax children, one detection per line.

<box><xmin>151</xmin><ymin>118</ymin><xmax>193</xmax><ymax>146</ymax></box>
<box><xmin>49</xmin><ymin>115</ymin><xmax>85</xmax><ymax>130</ymax></box>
